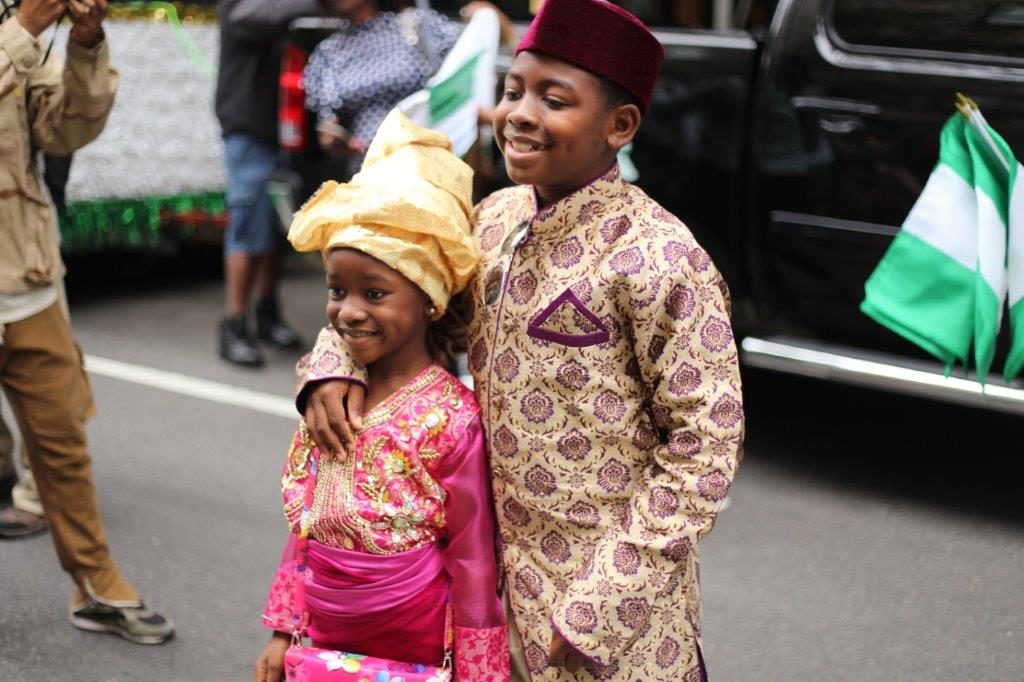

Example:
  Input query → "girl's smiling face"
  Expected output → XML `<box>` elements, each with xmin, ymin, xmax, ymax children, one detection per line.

<box><xmin>325</xmin><ymin>248</ymin><xmax>432</xmax><ymax>375</ymax></box>
<box><xmin>493</xmin><ymin>51</ymin><xmax>639</xmax><ymax>207</ymax></box>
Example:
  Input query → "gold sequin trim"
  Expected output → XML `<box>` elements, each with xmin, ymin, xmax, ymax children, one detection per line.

<box><xmin>286</xmin><ymin>421</ymin><xmax>313</xmax><ymax>482</ymax></box>
<box><xmin>309</xmin><ymin>453</ymin><xmax>358</xmax><ymax>550</ymax></box>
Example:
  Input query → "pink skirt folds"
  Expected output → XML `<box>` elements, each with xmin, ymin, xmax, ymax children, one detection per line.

<box><xmin>304</xmin><ymin>539</ymin><xmax>450</xmax><ymax>665</ymax></box>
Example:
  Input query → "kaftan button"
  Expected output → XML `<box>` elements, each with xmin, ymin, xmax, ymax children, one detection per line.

<box><xmin>493</xmin><ymin>464</ymin><xmax>505</xmax><ymax>478</ymax></box>
<box><xmin>519</xmin><ymin>243</ymin><xmax>535</xmax><ymax>258</ymax></box>
<box><xmin>502</xmin><ymin>319</ymin><xmax>516</xmax><ymax>334</ymax></box>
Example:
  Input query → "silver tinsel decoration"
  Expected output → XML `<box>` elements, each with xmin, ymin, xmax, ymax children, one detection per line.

<box><xmin>52</xmin><ymin>19</ymin><xmax>224</xmax><ymax>202</ymax></box>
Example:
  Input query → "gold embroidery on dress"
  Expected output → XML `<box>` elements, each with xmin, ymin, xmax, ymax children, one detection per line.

<box><xmin>286</xmin><ymin>421</ymin><xmax>314</xmax><ymax>483</ymax></box>
<box><xmin>305</xmin><ymin>365</ymin><xmax>459</xmax><ymax>555</ymax></box>
<box><xmin>356</xmin><ymin>366</ymin><xmax>443</xmax><ymax>434</ymax></box>
<box><xmin>309</xmin><ymin>453</ymin><xmax>358</xmax><ymax>550</ymax></box>
<box><xmin>342</xmin><ymin>443</ymin><xmax>390</xmax><ymax>554</ymax></box>
<box><xmin>419</xmin><ymin>405</ymin><xmax>448</xmax><ymax>438</ymax></box>
<box><xmin>384</xmin><ymin>451</ymin><xmax>413</xmax><ymax>477</ymax></box>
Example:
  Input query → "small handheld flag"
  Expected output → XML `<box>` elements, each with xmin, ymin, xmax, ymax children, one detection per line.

<box><xmin>861</xmin><ymin>95</ymin><xmax>1023</xmax><ymax>384</ymax></box>
<box><xmin>397</xmin><ymin>8</ymin><xmax>501</xmax><ymax>158</ymax></box>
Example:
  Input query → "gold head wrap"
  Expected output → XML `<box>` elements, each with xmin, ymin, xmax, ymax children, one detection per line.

<box><xmin>287</xmin><ymin>110</ymin><xmax>479</xmax><ymax>317</ymax></box>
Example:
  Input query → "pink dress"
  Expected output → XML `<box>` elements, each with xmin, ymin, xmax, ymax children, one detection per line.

<box><xmin>262</xmin><ymin>364</ymin><xmax>510</xmax><ymax>680</ymax></box>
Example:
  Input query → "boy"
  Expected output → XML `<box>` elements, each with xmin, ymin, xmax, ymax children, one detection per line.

<box><xmin>298</xmin><ymin>0</ymin><xmax>743</xmax><ymax>678</ymax></box>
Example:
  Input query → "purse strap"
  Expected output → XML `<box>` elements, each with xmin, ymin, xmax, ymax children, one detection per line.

<box><xmin>289</xmin><ymin>422</ymin><xmax>455</xmax><ymax>672</ymax></box>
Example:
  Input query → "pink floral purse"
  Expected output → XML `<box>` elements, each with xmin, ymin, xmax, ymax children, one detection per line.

<box><xmin>284</xmin><ymin>439</ymin><xmax>453</xmax><ymax>682</ymax></box>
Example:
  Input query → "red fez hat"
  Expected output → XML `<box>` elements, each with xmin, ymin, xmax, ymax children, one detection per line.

<box><xmin>516</xmin><ymin>0</ymin><xmax>665</xmax><ymax>112</ymax></box>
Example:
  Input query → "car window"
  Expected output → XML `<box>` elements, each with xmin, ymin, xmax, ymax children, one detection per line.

<box><xmin>829</xmin><ymin>0</ymin><xmax>1024</xmax><ymax>62</ymax></box>
<box><xmin>430</xmin><ymin>0</ymin><xmax>777</xmax><ymax>29</ymax></box>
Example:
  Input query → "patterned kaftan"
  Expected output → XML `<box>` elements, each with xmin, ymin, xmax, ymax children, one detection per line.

<box><xmin>297</xmin><ymin>164</ymin><xmax>744</xmax><ymax>681</ymax></box>
<box><xmin>263</xmin><ymin>364</ymin><xmax>508</xmax><ymax>680</ymax></box>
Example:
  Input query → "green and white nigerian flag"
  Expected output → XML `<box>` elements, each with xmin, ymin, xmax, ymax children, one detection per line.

<box><xmin>398</xmin><ymin>8</ymin><xmax>501</xmax><ymax>157</ymax></box>
<box><xmin>1006</xmin><ymin>160</ymin><xmax>1024</xmax><ymax>381</ymax></box>
<box><xmin>862</xmin><ymin>114</ymin><xmax>1019</xmax><ymax>383</ymax></box>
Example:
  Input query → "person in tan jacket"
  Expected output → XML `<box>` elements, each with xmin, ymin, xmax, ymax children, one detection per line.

<box><xmin>0</xmin><ymin>0</ymin><xmax>173</xmax><ymax>643</ymax></box>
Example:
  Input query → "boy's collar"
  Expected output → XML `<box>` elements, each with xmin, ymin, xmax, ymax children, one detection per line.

<box><xmin>527</xmin><ymin>162</ymin><xmax>625</xmax><ymax>234</ymax></box>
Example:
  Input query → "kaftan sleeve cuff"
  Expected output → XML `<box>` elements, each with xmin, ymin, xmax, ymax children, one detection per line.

<box><xmin>295</xmin><ymin>325</ymin><xmax>368</xmax><ymax>414</ymax></box>
<box><xmin>455</xmin><ymin>625</ymin><xmax>511</xmax><ymax>681</ymax></box>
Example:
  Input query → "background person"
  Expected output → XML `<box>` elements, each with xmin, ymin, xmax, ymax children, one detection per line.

<box><xmin>0</xmin><ymin>149</ymin><xmax>76</xmax><ymax>539</ymax></box>
<box><xmin>306</xmin><ymin>0</ymin><xmax>513</xmax><ymax>175</ymax></box>
<box><xmin>215</xmin><ymin>0</ymin><xmax>318</xmax><ymax>367</ymax></box>
<box><xmin>0</xmin><ymin>0</ymin><xmax>173</xmax><ymax>643</ymax></box>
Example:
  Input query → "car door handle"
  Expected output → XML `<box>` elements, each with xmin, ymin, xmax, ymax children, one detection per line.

<box><xmin>790</xmin><ymin>96</ymin><xmax>881</xmax><ymax>117</ymax></box>
<box><xmin>817</xmin><ymin>113</ymin><xmax>865</xmax><ymax>134</ymax></box>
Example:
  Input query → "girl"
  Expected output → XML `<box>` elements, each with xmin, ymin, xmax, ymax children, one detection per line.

<box><xmin>254</xmin><ymin>111</ymin><xmax>509</xmax><ymax>681</ymax></box>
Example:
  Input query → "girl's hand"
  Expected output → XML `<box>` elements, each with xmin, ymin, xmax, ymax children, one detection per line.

<box><xmin>254</xmin><ymin>632</ymin><xmax>291</xmax><ymax>682</ymax></box>
<box><xmin>548</xmin><ymin>629</ymin><xmax>585</xmax><ymax>673</ymax></box>
<box><xmin>68</xmin><ymin>0</ymin><xmax>108</xmax><ymax>48</ymax></box>
<box><xmin>304</xmin><ymin>379</ymin><xmax>366</xmax><ymax>458</ymax></box>
<box><xmin>16</xmin><ymin>0</ymin><xmax>66</xmax><ymax>37</ymax></box>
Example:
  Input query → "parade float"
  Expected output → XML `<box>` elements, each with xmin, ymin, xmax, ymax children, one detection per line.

<box><xmin>53</xmin><ymin>1</ymin><xmax>226</xmax><ymax>255</ymax></box>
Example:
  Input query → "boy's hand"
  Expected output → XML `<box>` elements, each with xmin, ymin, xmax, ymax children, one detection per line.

<box><xmin>17</xmin><ymin>0</ymin><xmax>66</xmax><ymax>37</ymax></box>
<box><xmin>68</xmin><ymin>0</ymin><xmax>108</xmax><ymax>48</ymax></box>
<box><xmin>304</xmin><ymin>379</ymin><xmax>365</xmax><ymax>457</ymax></box>
<box><xmin>548</xmin><ymin>629</ymin><xmax>585</xmax><ymax>673</ymax></box>
<box><xmin>253</xmin><ymin>631</ymin><xmax>290</xmax><ymax>682</ymax></box>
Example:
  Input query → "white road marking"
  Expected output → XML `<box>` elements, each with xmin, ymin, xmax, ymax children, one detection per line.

<box><xmin>84</xmin><ymin>355</ymin><xmax>298</xmax><ymax>419</ymax></box>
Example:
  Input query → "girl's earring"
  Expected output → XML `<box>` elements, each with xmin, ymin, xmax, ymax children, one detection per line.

<box><xmin>427</xmin><ymin>305</ymin><xmax>438</xmax><ymax>318</ymax></box>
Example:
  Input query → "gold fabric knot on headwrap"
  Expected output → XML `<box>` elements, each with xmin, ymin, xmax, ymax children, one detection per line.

<box><xmin>288</xmin><ymin>110</ymin><xmax>480</xmax><ymax>317</ymax></box>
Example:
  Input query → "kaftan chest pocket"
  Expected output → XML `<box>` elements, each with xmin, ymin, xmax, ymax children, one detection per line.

<box><xmin>526</xmin><ymin>287</ymin><xmax>610</xmax><ymax>348</ymax></box>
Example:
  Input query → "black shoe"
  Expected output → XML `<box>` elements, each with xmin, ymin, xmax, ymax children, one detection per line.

<box><xmin>219</xmin><ymin>315</ymin><xmax>264</xmax><ymax>367</ymax></box>
<box><xmin>0</xmin><ymin>473</ymin><xmax>15</xmax><ymax>507</ymax></box>
<box><xmin>255</xmin><ymin>297</ymin><xmax>302</xmax><ymax>349</ymax></box>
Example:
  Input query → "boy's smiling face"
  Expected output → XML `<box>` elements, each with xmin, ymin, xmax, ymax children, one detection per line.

<box><xmin>494</xmin><ymin>51</ymin><xmax>640</xmax><ymax>207</ymax></box>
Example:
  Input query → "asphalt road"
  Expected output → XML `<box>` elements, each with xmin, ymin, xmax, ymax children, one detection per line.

<box><xmin>1</xmin><ymin>252</ymin><xmax>1021</xmax><ymax>681</ymax></box>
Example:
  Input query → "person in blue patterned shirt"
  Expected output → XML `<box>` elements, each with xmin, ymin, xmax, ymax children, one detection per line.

<box><xmin>307</xmin><ymin>0</ymin><xmax>509</xmax><ymax>175</ymax></box>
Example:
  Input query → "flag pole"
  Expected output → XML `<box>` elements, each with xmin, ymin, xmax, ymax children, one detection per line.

<box><xmin>956</xmin><ymin>92</ymin><xmax>1012</xmax><ymax>181</ymax></box>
